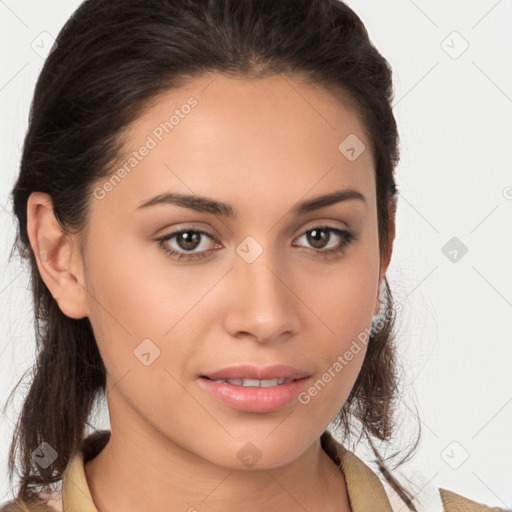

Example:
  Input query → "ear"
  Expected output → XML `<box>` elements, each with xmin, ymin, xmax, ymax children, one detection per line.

<box><xmin>373</xmin><ymin>201</ymin><xmax>396</xmax><ymax>316</ymax></box>
<box><xmin>26</xmin><ymin>192</ymin><xmax>89</xmax><ymax>319</ymax></box>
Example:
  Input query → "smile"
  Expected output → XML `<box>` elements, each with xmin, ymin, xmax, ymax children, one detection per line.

<box><xmin>208</xmin><ymin>377</ymin><xmax>294</xmax><ymax>387</ymax></box>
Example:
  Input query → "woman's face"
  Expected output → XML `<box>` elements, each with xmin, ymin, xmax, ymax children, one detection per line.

<box><xmin>76</xmin><ymin>73</ymin><xmax>392</xmax><ymax>468</ymax></box>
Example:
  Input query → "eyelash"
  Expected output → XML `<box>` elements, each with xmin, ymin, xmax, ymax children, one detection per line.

<box><xmin>156</xmin><ymin>226</ymin><xmax>356</xmax><ymax>262</ymax></box>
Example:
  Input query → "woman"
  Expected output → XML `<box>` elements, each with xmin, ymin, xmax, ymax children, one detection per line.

<box><xmin>0</xmin><ymin>0</ymin><xmax>506</xmax><ymax>511</ymax></box>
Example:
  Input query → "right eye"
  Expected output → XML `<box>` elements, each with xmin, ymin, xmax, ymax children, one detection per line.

<box><xmin>156</xmin><ymin>229</ymin><xmax>220</xmax><ymax>261</ymax></box>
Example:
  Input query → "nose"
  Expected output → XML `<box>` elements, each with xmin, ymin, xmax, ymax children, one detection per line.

<box><xmin>222</xmin><ymin>245</ymin><xmax>299</xmax><ymax>344</ymax></box>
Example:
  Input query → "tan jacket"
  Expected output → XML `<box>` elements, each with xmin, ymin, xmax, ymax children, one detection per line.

<box><xmin>1</xmin><ymin>430</ymin><xmax>508</xmax><ymax>511</ymax></box>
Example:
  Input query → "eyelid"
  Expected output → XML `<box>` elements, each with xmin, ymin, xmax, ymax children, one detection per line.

<box><xmin>155</xmin><ymin>218</ymin><xmax>350</xmax><ymax>240</ymax></box>
<box><xmin>299</xmin><ymin>218</ymin><xmax>349</xmax><ymax>233</ymax></box>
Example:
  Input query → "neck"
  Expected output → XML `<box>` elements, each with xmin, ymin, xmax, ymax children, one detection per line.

<box><xmin>83</xmin><ymin>416</ymin><xmax>351</xmax><ymax>512</ymax></box>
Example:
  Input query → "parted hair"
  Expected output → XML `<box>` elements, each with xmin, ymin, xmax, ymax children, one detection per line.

<box><xmin>3</xmin><ymin>0</ymin><xmax>420</xmax><ymax>510</ymax></box>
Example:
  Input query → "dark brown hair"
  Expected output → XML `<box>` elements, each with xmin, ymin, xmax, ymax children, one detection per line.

<box><xmin>3</xmin><ymin>0</ymin><xmax>420</xmax><ymax>510</ymax></box>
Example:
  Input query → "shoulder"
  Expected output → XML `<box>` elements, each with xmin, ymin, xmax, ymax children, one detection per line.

<box><xmin>0</xmin><ymin>491</ymin><xmax>62</xmax><ymax>512</ymax></box>
<box><xmin>320</xmin><ymin>430</ymin><xmax>509</xmax><ymax>512</ymax></box>
<box><xmin>439</xmin><ymin>488</ymin><xmax>510</xmax><ymax>512</ymax></box>
<box><xmin>0</xmin><ymin>431</ymin><xmax>106</xmax><ymax>512</ymax></box>
<box><xmin>0</xmin><ymin>432</ymin><xmax>106</xmax><ymax>512</ymax></box>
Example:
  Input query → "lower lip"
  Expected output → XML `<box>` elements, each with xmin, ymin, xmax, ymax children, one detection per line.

<box><xmin>198</xmin><ymin>377</ymin><xmax>311</xmax><ymax>413</ymax></box>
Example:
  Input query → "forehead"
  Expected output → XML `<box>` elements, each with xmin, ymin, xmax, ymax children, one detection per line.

<box><xmin>98</xmin><ymin>73</ymin><xmax>375</xmax><ymax>216</ymax></box>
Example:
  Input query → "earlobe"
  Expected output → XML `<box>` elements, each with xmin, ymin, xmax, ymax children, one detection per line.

<box><xmin>26</xmin><ymin>192</ymin><xmax>89</xmax><ymax>319</ymax></box>
<box><xmin>373</xmin><ymin>298</ymin><xmax>381</xmax><ymax>317</ymax></box>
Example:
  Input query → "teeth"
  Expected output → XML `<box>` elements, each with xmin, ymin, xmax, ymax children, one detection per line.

<box><xmin>212</xmin><ymin>378</ymin><xmax>291</xmax><ymax>387</ymax></box>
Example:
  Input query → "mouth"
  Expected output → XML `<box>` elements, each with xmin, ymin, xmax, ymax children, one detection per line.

<box><xmin>200</xmin><ymin>376</ymin><xmax>297</xmax><ymax>387</ymax></box>
<box><xmin>197</xmin><ymin>375</ymin><xmax>311</xmax><ymax>413</ymax></box>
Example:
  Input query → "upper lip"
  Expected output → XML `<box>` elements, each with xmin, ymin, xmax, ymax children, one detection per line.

<box><xmin>201</xmin><ymin>364</ymin><xmax>310</xmax><ymax>381</ymax></box>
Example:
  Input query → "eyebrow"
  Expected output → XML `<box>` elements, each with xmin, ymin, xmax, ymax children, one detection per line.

<box><xmin>135</xmin><ymin>188</ymin><xmax>366</xmax><ymax>217</ymax></box>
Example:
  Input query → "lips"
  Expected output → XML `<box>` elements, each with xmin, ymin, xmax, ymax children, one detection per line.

<box><xmin>198</xmin><ymin>374</ymin><xmax>311</xmax><ymax>413</ymax></box>
<box><xmin>201</xmin><ymin>364</ymin><xmax>310</xmax><ymax>381</ymax></box>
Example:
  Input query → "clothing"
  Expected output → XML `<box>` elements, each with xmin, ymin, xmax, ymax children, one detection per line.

<box><xmin>1</xmin><ymin>429</ymin><xmax>507</xmax><ymax>511</ymax></box>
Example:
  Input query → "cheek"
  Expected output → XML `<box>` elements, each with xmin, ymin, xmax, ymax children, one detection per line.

<box><xmin>298</xmin><ymin>244</ymin><xmax>379</xmax><ymax>404</ymax></box>
<box><xmin>295</xmin><ymin>284</ymin><xmax>374</xmax><ymax>422</ymax></box>
<box><xmin>306</xmin><ymin>283</ymin><xmax>373</xmax><ymax>388</ymax></box>
<box><xmin>307</xmin><ymin>241</ymin><xmax>379</xmax><ymax>339</ymax></box>
<box><xmin>83</xmin><ymin>236</ymin><xmax>218</xmax><ymax>381</ymax></box>
<box><xmin>85</xmin><ymin>233</ymin><xmax>191</xmax><ymax>335</ymax></box>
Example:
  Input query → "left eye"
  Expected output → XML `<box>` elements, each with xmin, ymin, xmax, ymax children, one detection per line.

<box><xmin>157</xmin><ymin>226</ymin><xmax>356</xmax><ymax>261</ymax></box>
<box><xmin>293</xmin><ymin>226</ymin><xmax>354</xmax><ymax>252</ymax></box>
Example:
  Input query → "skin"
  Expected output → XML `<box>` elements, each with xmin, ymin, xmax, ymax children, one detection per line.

<box><xmin>27</xmin><ymin>72</ymin><xmax>395</xmax><ymax>512</ymax></box>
